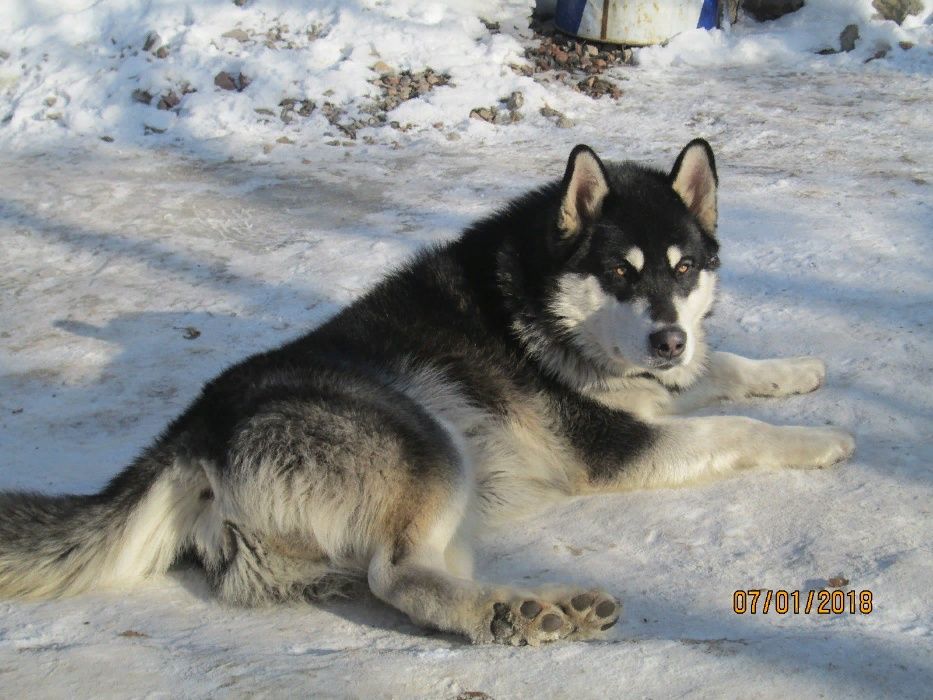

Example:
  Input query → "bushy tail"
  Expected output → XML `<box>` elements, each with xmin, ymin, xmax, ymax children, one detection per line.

<box><xmin>0</xmin><ymin>448</ymin><xmax>212</xmax><ymax>599</ymax></box>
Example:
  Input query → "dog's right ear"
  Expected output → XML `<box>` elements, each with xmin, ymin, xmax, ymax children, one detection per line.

<box><xmin>558</xmin><ymin>145</ymin><xmax>609</xmax><ymax>238</ymax></box>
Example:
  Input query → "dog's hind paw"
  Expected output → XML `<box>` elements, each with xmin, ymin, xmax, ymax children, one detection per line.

<box><xmin>556</xmin><ymin>590</ymin><xmax>621</xmax><ymax>639</ymax></box>
<box><xmin>479</xmin><ymin>589</ymin><xmax>619</xmax><ymax>646</ymax></box>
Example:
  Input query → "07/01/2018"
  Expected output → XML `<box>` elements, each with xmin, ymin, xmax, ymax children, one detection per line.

<box><xmin>733</xmin><ymin>589</ymin><xmax>873</xmax><ymax>615</ymax></box>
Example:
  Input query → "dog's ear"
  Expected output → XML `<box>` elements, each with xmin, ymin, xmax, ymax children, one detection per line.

<box><xmin>558</xmin><ymin>145</ymin><xmax>609</xmax><ymax>238</ymax></box>
<box><xmin>670</xmin><ymin>139</ymin><xmax>718</xmax><ymax>236</ymax></box>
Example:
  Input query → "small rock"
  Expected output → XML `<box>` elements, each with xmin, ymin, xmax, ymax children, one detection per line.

<box><xmin>233</xmin><ymin>0</ymin><xmax>249</xmax><ymax>6</ymax></box>
<box><xmin>142</xmin><ymin>31</ymin><xmax>161</xmax><ymax>52</ymax></box>
<box><xmin>181</xmin><ymin>326</ymin><xmax>200</xmax><ymax>340</ymax></box>
<box><xmin>222</xmin><ymin>29</ymin><xmax>250</xmax><ymax>42</ymax></box>
<box><xmin>214</xmin><ymin>72</ymin><xmax>237</xmax><ymax>91</ymax></box>
<box><xmin>144</xmin><ymin>125</ymin><xmax>166</xmax><ymax>135</ymax></box>
<box><xmin>827</xmin><ymin>576</ymin><xmax>849</xmax><ymax>588</ymax></box>
<box><xmin>372</xmin><ymin>60</ymin><xmax>394</xmax><ymax>75</ymax></box>
<box><xmin>44</xmin><ymin>96</ymin><xmax>57</xmax><ymax>107</ymax></box>
<box><xmin>118</xmin><ymin>630</ymin><xmax>149</xmax><ymax>638</ymax></box>
<box><xmin>155</xmin><ymin>46</ymin><xmax>169</xmax><ymax>59</ymax></box>
<box><xmin>865</xmin><ymin>40</ymin><xmax>892</xmax><ymax>62</ymax></box>
<box><xmin>539</xmin><ymin>104</ymin><xmax>562</xmax><ymax>118</ymax></box>
<box><xmin>899</xmin><ymin>41</ymin><xmax>914</xmax><ymax>50</ymax></box>
<box><xmin>254</xmin><ymin>107</ymin><xmax>274</xmax><ymax>116</ymax></box>
<box><xmin>276</xmin><ymin>136</ymin><xmax>294</xmax><ymax>144</ymax></box>
<box><xmin>840</xmin><ymin>24</ymin><xmax>860</xmax><ymax>53</ymax></box>
<box><xmin>0</xmin><ymin>50</ymin><xmax>10</xmax><ymax>61</ymax></box>
<box><xmin>100</xmin><ymin>135</ymin><xmax>114</xmax><ymax>142</ymax></box>
<box><xmin>509</xmin><ymin>110</ymin><xmax>523</xmax><ymax>123</ymax></box>
<box><xmin>872</xmin><ymin>0</ymin><xmax>924</xmax><ymax>25</ymax></box>
<box><xmin>215</xmin><ymin>71</ymin><xmax>249</xmax><ymax>92</ymax></box>
<box><xmin>469</xmin><ymin>107</ymin><xmax>496</xmax><ymax>122</ymax></box>
<box><xmin>132</xmin><ymin>89</ymin><xmax>153</xmax><ymax>105</ymax></box>
<box><xmin>446</xmin><ymin>131</ymin><xmax>461</xmax><ymax>141</ymax></box>
<box><xmin>157</xmin><ymin>91</ymin><xmax>180</xmax><ymax>110</ymax></box>
<box><xmin>585</xmin><ymin>44</ymin><xmax>598</xmax><ymax>56</ymax></box>
<box><xmin>506</xmin><ymin>91</ymin><xmax>524</xmax><ymax>110</ymax></box>
<box><xmin>556</xmin><ymin>115</ymin><xmax>574</xmax><ymax>128</ymax></box>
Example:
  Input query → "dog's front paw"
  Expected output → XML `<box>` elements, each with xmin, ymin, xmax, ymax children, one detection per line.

<box><xmin>784</xmin><ymin>356</ymin><xmax>826</xmax><ymax>394</ymax></box>
<box><xmin>784</xmin><ymin>426</ymin><xmax>855</xmax><ymax>469</ymax></box>
<box><xmin>749</xmin><ymin>356</ymin><xmax>826</xmax><ymax>398</ymax></box>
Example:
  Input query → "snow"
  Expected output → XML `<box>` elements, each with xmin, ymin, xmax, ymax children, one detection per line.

<box><xmin>1</xmin><ymin>0</ymin><xmax>932</xmax><ymax>697</ymax></box>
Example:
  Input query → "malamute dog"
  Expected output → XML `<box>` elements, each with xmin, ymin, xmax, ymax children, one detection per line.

<box><xmin>0</xmin><ymin>141</ymin><xmax>854</xmax><ymax>645</ymax></box>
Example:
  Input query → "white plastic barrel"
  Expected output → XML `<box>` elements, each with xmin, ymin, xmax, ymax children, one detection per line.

<box><xmin>555</xmin><ymin>0</ymin><xmax>718</xmax><ymax>46</ymax></box>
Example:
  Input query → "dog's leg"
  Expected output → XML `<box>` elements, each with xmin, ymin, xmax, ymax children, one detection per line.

<box><xmin>669</xmin><ymin>351</ymin><xmax>827</xmax><ymax>413</ymax></box>
<box><xmin>603</xmin><ymin>415</ymin><xmax>854</xmax><ymax>491</ymax></box>
<box><xmin>367</xmin><ymin>534</ymin><xmax>620</xmax><ymax>646</ymax></box>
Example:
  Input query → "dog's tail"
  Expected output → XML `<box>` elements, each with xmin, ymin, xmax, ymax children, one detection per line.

<box><xmin>0</xmin><ymin>444</ymin><xmax>214</xmax><ymax>599</ymax></box>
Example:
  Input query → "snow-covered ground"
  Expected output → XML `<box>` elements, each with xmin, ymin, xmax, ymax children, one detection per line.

<box><xmin>1</xmin><ymin>1</ymin><xmax>931</xmax><ymax>697</ymax></box>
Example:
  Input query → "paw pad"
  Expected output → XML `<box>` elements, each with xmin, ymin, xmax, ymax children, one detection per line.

<box><xmin>520</xmin><ymin>600</ymin><xmax>542</xmax><ymax>619</ymax></box>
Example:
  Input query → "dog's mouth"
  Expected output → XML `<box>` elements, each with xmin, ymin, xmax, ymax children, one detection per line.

<box><xmin>647</xmin><ymin>358</ymin><xmax>683</xmax><ymax>371</ymax></box>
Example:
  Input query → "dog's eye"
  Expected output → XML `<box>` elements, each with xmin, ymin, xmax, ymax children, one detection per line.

<box><xmin>613</xmin><ymin>265</ymin><xmax>628</xmax><ymax>278</ymax></box>
<box><xmin>675</xmin><ymin>259</ymin><xmax>694</xmax><ymax>275</ymax></box>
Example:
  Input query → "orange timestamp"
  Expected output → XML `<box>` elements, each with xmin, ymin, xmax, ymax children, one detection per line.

<box><xmin>733</xmin><ymin>589</ymin><xmax>873</xmax><ymax>615</ymax></box>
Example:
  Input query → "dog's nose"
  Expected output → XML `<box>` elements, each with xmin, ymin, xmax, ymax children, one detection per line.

<box><xmin>649</xmin><ymin>327</ymin><xmax>686</xmax><ymax>360</ymax></box>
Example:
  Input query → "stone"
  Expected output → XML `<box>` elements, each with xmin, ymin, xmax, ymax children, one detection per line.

<box><xmin>556</xmin><ymin>115</ymin><xmax>574</xmax><ymax>128</ymax></box>
<box><xmin>506</xmin><ymin>91</ymin><xmax>524</xmax><ymax>110</ymax></box>
<box><xmin>372</xmin><ymin>60</ymin><xmax>394</xmax><ymax>75</ymax></box>
<box><xmin>157</xmin><ymin>91</ymin><xmax>180</xmax><ymax>110</ymax></box>
<box><xmin>743</xmin><ymin>0</ymin><xmax>805</xmax><ymax>22</ymax></box>
<box><xmin>222</xmin><ymin>29</ymin><xmax>250</xmax><ymax>42</ymax></box>
<box><xmin>155</xmin><ymin>47</ymin><xmax>169</xmax><ymax>59</ymax></box>
<box><xmin>214</xmin><ymin>72</ymin><xmax>238</xmax><ymax>91</ymax></box>
<box><xmin>872</xmin><ymin>0</ymin><xmax>924</xmax><ymax>24</ymax></box>
<box><xmin>840</xmin><ymin>24</ymin><xmax>860</xmax><ymax>53</ymax></box>
<box><xmin>132</xmin><ymin>89</ymin><xmax>152</xmax><ymax>105</ymax></box>
<box><xmin>143</xmin><ymin>31</ymin><xmax>161</xmax><ymax>52</ymax></box>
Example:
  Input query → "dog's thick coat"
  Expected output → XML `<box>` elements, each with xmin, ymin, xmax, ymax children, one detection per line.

<box><xmin>0</xmin><ymin>142</ymin><xmax>854</xmax><ymax>645</ymax></box>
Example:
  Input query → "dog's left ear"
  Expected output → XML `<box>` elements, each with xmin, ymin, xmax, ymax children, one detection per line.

<box><xmin>558</xmin><ymin>145</ymin><xmax>610</xmax><ymax>238</ymax></box>
<box><xmin>670</xmin><ymin>139</ymin><xmax>718</xmax><ymax>236</ymax></box>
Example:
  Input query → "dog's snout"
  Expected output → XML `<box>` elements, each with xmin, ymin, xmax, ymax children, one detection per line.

<box><xmin>649</xmin><ymin>327</ymin><xmax>686</xmax><ymax>360</ymax></box>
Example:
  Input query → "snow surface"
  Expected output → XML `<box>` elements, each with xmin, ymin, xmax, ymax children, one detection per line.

<box><xmin>1</xmin><ymin>0</ymin><xmax>932</xmax><ymax>698</ymax></box>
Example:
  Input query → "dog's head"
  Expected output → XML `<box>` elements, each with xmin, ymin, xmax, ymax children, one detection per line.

<box><xmin>535</xmin><ymin>141</ymin><xmax>720</xmax><ymax>384</ymax></box>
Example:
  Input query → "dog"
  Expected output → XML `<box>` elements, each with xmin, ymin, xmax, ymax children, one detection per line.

<box><xmin>0</xmin><ymin>140</ymin><xmax>854</xmax><ymax>645</ymax></box>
